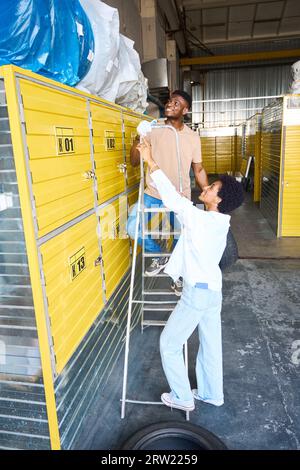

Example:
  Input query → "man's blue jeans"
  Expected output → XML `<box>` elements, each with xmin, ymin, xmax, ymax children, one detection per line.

<box><xmin>127</xmin><ymin>193</ymin><xmax>178</xmax><ymax>253</ymax></box>
<box><xmin>160</xmin><ymin>283</ymin><xmax>223</xmax><ymax>403</ymax></box>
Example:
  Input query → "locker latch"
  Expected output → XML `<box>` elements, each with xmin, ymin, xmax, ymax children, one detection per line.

<box><xmin>94</xmin><ymin>255</ymin><xmax>102</xmax><ymax>266</ymax></box>
<box><xmin>117</xmin><ymin>163</ymin><xmax>127</xmax><ymax>173</ymax></box>
<box><xmin>83</xmin><ymin>170</ymin><xmax>96</xmax><ymax>180</ymax></box>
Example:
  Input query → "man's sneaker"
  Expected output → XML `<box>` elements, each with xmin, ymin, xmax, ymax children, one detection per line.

<box><xmin>171</xmin><ymin>277</ymin><xmax>183</xmax><ymax>296</ymax></box>
<box><xmin>161</xmin><ymin>392</ymin><xmax>195</xmax><ymax>412</ymax></box>
<box><xmin>145</xmin><ymin>257</ymin><xmax>168</xmax><ymax>276</ymax></box>
<box><xmin>192</xmin><ymin>389</ymin><xmax>224</xmax><ymax>407</ymax></box>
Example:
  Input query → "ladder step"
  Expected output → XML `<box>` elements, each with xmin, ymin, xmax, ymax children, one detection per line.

<box><xmin>143</xmin><ymin>252</ymin><xmax>171</xmax><ymax>257</ymax></box>
<box><xmin>132</xmin><ymin>300</ymin><xmax>177</xmax><ymax>304</ymax></box>
<box><xmin>142</xmin><ymin>320</ymin><xmax>167</xmax><ymax>326</ymax></box>
<box><xmin>143</xmin><ymin>304</ymin><xmax>175</xmax><ymax>311</ymax></box>
<box><xmin>144</xmin><ymin>231</ymin><xmax>181</xmax><ymax>236</ymax></box>
<box><xmin>122</xmin><ymin>399</ymin><xmax>164</xmax><ymax>405</ymax></box>
<box><xmin>143</xmin><ymin>290</ymin><xmax>176</xmax><ymax>295</ymax></box>
<box><xmin>142</xmin><ymin>208</ymin><xmax>172</xmax><ymax>213</ymax></box>
<box><xmin>142</xmin><ymin>272</ymin><xmax>169</xmax><ymax>278</ymax></box>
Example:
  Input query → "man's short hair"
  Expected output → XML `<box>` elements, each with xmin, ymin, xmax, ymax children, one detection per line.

<box><xmin>217</xmin><ymin>174</ymin><xmax>244</xmax><ymax>214</ymax></box>
<box><xmin>171</xmin><ymin>90</ymin><xmax>192</xmax><ymax>109</ymax></box>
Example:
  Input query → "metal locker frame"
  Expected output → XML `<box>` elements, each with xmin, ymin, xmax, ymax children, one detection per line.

<box><xmin>0</xmin><ymin>65</ymin><xmax>151</xmax><ymax>449</ymax></box>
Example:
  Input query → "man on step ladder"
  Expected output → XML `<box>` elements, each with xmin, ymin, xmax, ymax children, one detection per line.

<box><xmin>127</xmin><ymin>90</ymin><xmax>208</xmax><ymax>296</ymax></box>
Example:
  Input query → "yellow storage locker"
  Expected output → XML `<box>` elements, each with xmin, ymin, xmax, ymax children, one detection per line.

<box><xmin>18</xmin><ymin>79</ymin><xmax>95</xmax><ymax>237</ymax></box>
<box><xmin>98</xmin><ymin>196</ymin><xmax>131</xmax><ymax>300</ymax></box>
<box><xmin>216</xmin><ymin>134</ymin><xmax>232</xmax><ymax>174</ymax></box>
<box><xmin>253</xmin><ymin>115</ymin><xmax>262</xmax><ymax>202</ymax></box>
<box><xmin>244</xmin><ymin>114</ymin><xmax>262</xmax><ymax>202</ymax></box>
<box><xmin>199</xmin><ymin>132</ymin><xmax>216</xmax><ymax>174</ymax></box>
<box><xmin>279</xmin><ymin>96</ymin><xmax>300</xmax><ymax>236</ymax></box>
<box><xmin>123</xmin><ymin>111</ymin><xmax>142</xmax><ymax>188</ymax></box>
<box><xmin>261</xmin><ymin>95</ymin><xmax>300</xmax><ymax>237</ymax></box>
<box><xmin>0</xmin><ymin>65</ymin><xmax>151</xmax><ymax>450</ymax></box>
<box><xmin>40</xmin><ymin>214</ymin><xmax>104</xmax><ymax>374</ymax></box>
<box><xmin>236</xmin><ymin>123</ymin><xmax>245</xmax><ymax>174</ymax></box>
<box><xmin>90</xmin><ymin>102</ymin><xmax>125</xmax><ymax>204</ymax></box>
<box><xmin>200</xmin><ymin>127</ymin><xmax>235</xmax><ymax>175</ymax></box>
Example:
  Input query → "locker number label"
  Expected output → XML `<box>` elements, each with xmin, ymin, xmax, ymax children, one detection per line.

<box><xmin>55</xmin><ymin>127</ymin><xmax>75</xmax><ymax>155</ymax></box>
<box><xmin>105</xmin><ymin>130</ymin><xmax>116</xmax><ymax>151</ymax></box>
<box><xmin>69</xmin><ymin>247</ymin><xmax>86</xmax><ymax>281</ymax></box>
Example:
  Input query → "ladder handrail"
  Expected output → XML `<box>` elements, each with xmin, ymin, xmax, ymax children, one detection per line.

<box><xmin>121</xmin><ymin>123</ymin><xmax>190</xmax><ymax>420</ymax></box>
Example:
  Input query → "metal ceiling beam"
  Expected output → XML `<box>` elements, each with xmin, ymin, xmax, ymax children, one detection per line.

<box><xmin>180</xmin><ymin>48</ymin><xmax>300</xmax><ymax>65</ymax></box>
<box><xmin>184</xmin><ymin>0</ymin><xmax>285</xmax><ymax>11</ymax></box>
<box><xmin>277</xmin><ymin>0</ymin><xmax>287</xmax><ymax>35</ymax></box>
<box><xmin>157</xmin><ymin>0</ymin><xmax>186</xmax><ymax>54</ymax></box>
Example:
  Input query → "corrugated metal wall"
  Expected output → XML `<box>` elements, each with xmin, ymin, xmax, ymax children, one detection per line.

<box><xmin>0</xmin><ymin>79</ymin><xmax>50</xmax><ymax>450</ymax></box>
<box><xmin>202</xmin><ymin>65</ymin><xmax>291</xmax><ymax>127</ymax></box>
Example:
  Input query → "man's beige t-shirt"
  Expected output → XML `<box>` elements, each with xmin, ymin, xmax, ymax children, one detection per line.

<box><xmin>144</xmin><ymin>124</ymin><xmax>202</xmax><ymax>200</ymax></box>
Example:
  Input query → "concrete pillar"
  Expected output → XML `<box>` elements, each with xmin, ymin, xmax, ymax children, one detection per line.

<box><xmin>166</xmin><ymin>39</ymin><xmax>179</xmax><ymax>92</ymax></box>
<box><xmin>141</xmin><ymin>0</ymin><xmax>166</xmax><ymax>62</ymax></box>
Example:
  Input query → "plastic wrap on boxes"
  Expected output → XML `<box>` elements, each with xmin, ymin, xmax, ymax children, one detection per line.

<box><xmin>0</xmin><ymin>0</ymin><xmax>94</xmax><ymax>86</ymax></box>
<box><xmin>290</xmin><ymin>60</ymin><xmax>300</xmax><ymax>94</ymax></box>
<box><xmin>116</xmin><ymin>35</ymin><xmax>148</xmax><ymax>113</ymax></box>
<box><xmin>76</xmin><ymin>0</ymin><xmax>120</xmax><ymax>102</ymax></box>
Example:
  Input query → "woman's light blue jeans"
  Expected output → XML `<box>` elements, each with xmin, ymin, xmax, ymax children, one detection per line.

<box><xmin>160</xmin><ymin>283</ymin><xmax>223</xmax><ymax>403</ymax></box>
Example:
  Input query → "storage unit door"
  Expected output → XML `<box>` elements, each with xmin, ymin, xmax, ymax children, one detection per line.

<box><xmin>90</xmin><ymin>103</ymin><xmax>125</xmax><ymax>204</ymax></box>
<box><xmin>260</xmin><ymin>102</ymin><xmax>283</xmax><ymax>235</ymax></box>
<box><xmin>18</xmin><ymin>79</ymin><xmax>94</xmax><ymax>238</ymax></box>
<box><xmin>254</xmin><ymin>128</ymin><xmax>262</xmax><ymax>202</ymax></box>
<box><xmin>99</xmin><ymin>197</ymin><xmax>130</xmax><ymax>300</ymax></box>
<box><xmin>123</xmin><ymin>113</ymin><xmax>141</xmax><ymax>189</ymax></box>
<box><xmin>201</xmin><ymin>137</ymin><xmax>216</xmax><ymax>174</ymax></box>
<box><xmin>216</xmin><ymin>136</ymin><xmax>232</xmax><ymax>173</ymax></box>
<box><xmin>40</xmin><ymin>214</ymin><xmax>104</xmax><ymax>374</ymax></box>
<box><xmin>280</xmin><ymin>125</ymin><xmax>300</xmax><ymax>236</ymax></box>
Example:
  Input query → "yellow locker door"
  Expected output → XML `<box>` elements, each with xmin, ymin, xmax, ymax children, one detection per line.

<box><xmin>216</xmin><ymin>136</ymin><xmax>232</xmax><ymax>173</ymax></box>
<box><xmin>281</xmin><ymin>125</ymin><xmax>300</xmax><ymax>236</ymax></box>
<box><xmin>123</xmin><ymin>112</ymin><xmax>141</xmax><ymax>189</ymax></box>
<box><xmin>99</xmin><ymin>196</ymin><xmax>131</xmax><ymax>300</ymax></box>
<box><xmin>18</xmin><ymin>79</ymin><xmax>94</xmax><ymax>238</ymax></box>
<box><xmin>201</xmin><ymin>137</ymin><xmax>216</xmax><ymax>174</ymax></box>
<box><xmin>40</xmin><ymin>214</ymin><xmax>104</xmax><ymax>374</ymax></box>
<box><xmin>90</xmin><ymin>102</ymin><xmax>126</xmax><ymax>204</ymax></box>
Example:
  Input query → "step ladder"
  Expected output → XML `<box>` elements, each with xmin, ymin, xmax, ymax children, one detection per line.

<box><xmin>121</xmin><ymin>124</ymin><xmax>190</xmax><ymax>420</ymax></box>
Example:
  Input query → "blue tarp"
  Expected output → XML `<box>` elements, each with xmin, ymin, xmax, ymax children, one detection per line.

<box><xmin>0</xmin><ymin>0</ymin><xmax>94</xmax><ymax>86</ymax></box>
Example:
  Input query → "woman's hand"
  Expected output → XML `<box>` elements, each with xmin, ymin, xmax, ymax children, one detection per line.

<box><xmin>137</xmin><ymin>139</ymin><xmax>154</xmax><ymax>166</ymax></box>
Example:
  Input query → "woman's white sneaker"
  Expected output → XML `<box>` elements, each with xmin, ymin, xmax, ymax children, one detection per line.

<box><xmin>192</xmin><ymin>389</ymin><xmax>224</xmax><ymax>406</ymax></box>
<box><xmin>161</xmin><ymin>392</ymin><xmax>195</xmax><ymax>411</ymax></box>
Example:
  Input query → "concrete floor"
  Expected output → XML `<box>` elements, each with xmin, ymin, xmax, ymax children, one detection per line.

<box><xmin>230</xmin><ymin>193</ymin><xmax>300</xmax><ymax>259</ymax></box>
<box><xmin>73</xmin><ymin>190</ymin><xmax>300</xmax><ymax>450</ymax></box>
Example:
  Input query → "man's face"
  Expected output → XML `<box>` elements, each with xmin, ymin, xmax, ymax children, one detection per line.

<box><xmin>199</xmin><ymin>181</ymin><xmax>222</xmax><ymax>206</ymax></box>
<box><xmin>164</xmin><ymin>94</ymin><xmax>189</xmax><ymax>119</ymax></box>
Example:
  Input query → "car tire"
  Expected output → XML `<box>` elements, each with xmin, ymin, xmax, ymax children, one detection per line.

<box><xmin>121</xmin><ymin>421</ymin><xmax>227</xmax><ymax>450</ymax></box>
